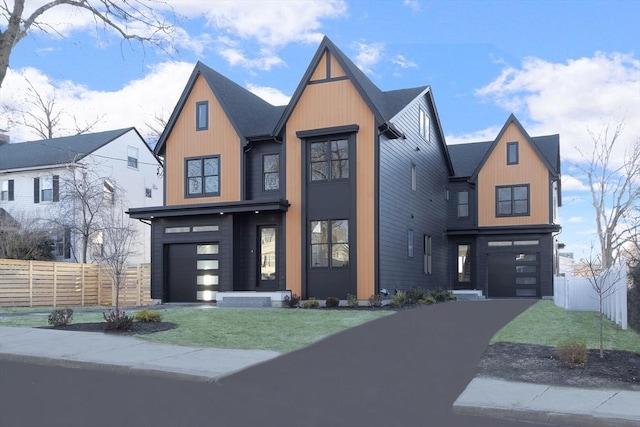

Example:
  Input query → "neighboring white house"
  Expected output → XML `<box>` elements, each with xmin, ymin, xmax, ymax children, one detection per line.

<box><xmin>0</xmin><ymin>128</ymin><xmax>163</xmax><ymax>265</ymax></box>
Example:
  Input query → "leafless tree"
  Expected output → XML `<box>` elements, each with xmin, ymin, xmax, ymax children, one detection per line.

<box><xmin>143</xmin><ymin>110</ymin><xmax>169</xmax><ymax>149</ymax></box>
<box><xmin>575</xmin><ymin>121</ymin><xmax>640</xmax><ymax>269</ymax></box>
<box><xmin>0</xmin><ymin>0</ymin><xmax>176</xmax><ymax>89</ymax></box>
<box><xmin>0</xmin><ymin>210</ymin><xmax>54</xmax><ymax>260</ymax></box>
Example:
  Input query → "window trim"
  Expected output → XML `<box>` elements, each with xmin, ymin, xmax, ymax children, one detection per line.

<box><xmin>196</xmin><ymin>101</ymin><xmax>209</xmax><ymax>131</ymax></box>
<box><xmin>309</xmin><ymin>138</ymin><xmax>349</xmax><ymax>183</ymax></box>
<box><xmin>495</xmin><ymin>184</ymin><xmax>530</xmax><ymax>217</ymax></box>
<box><xmin>507</xmin><ymin>141</ymin><xmax>519</xmax><ymax>165</ymax></box>
<box><xmin>127</xmin><ymin>146</ymin><xmax>139</xmax><ymax>170</ymax></box>
<box><xmin>185</xmin><ymin>155</ymin><xmax>221</xmax><ymax>198</ymax></box>
<box><xmin>310</xmin><ymin>219</ymin><xmax>350</xmax><ymax>269</ymax></box>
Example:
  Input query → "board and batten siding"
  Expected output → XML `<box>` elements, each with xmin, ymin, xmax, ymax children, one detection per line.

<box><xmin>378</xmin><ymin>96</ymin><xmax>450</xmax><ymax>291</ymax></box>
<box><xmin>164</xmin><ymin>74</ymin><xmax>242</xmax><ymax>206</ymax></box>
<box><xmin>285</xmin><ymin>53</ymin><xmax>376</xmax><ymax>299</ymax></box>
<box><xmin>477</xmin><ymin>122</ymin><xmax>550</xmax><ymax>227</ymax></box>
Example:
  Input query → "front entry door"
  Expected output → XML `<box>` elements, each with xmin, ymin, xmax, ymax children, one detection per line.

<box><xmin>257</xmin><ymin>226</ymin><xmax>278</xmax><ymax>290</ymax></box>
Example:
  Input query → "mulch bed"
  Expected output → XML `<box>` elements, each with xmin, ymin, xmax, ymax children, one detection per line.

<box><xmin>42</xmin><ymin>321</ymin><xmax>177</xmax><ymax>335</ymax></box>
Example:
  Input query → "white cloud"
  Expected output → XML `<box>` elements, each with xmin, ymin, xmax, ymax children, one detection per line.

<box><xmin>568</xmin><ymin>216</ymin><xmax>585</xmax><ymax>223</ymax></box>
<box><xmin>246</xmin><ymin>84</ymin><xmax>291</xmax><ymax>106</ymax></box>
<box><xmin>446</xmin><ymin>126</ymin><xmax>502</xmax><ymax>145</ymax></box>
<box><xmin>218</xmin><ymin>46</ymin><xmax>285</xmax><ymax>71</ymax></box>
<box><xmin>403</xmin><ymin>0</ymin><xmax>421</xmax><ymax>12</ymax></box>
<box><xmin>353</xmin><ymin>41</ymin><xmax>384</xmax><ymax>74</ymax></box>
<box><xmin>476</xmin><ymin>52</ymin><xmax>640</xmax><ymax>163</ymax></box>
<box><xmin>393</xmin><ymin>54</ymin><xmax>417</xmax><ymax>69</ymax></box>
<box><xmin>562</xmin><ymin>175</ymin><xmax>589</xmax><ymax>191</ymax></box>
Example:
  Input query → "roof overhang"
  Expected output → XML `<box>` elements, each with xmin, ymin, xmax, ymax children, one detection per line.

<box><xmin>447</xmin><ymin>224</ymin><xmax>561</xmax><ymax>236</ymax></box>
<box><xmin>128</xmin><ymin>199</ymin><xmax>290</xmax><ymax>220</ymax></box>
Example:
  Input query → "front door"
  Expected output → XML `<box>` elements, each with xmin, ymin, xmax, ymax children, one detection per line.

<box><xmin>257</xmin><ymin>226</ymin><xmax>278</xmax><ymax>290</ymax></box>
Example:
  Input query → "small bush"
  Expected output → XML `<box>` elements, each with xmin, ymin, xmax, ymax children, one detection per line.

<box><xmin>103</xmin><ymin>310</ymin><xmax>133</xmax><ymax>331</ymax></box>
<box><xmin>390</xmin><ymin>291</ymin><xmax>408</xmax><ymax>308</ymax></box>
<box><xmin>418</xmin><ymin>294</ymin><xmax>435</xmax><ymax>305</ymax></box>
<box><xmin>134</xmin><ymin>309</ymin><xmax>162</xmax><ymax>322</ymax></box>
<box><xmin>406</xmin><ymin>287</ymin><xmax>428</xmax><ymax>305</ymax></box>
<box><xmin>325</xmin><ymin>297</ymin><xmax>340</xmax><ymax>308</ymax></box>
<box><xmin>556</xmin><ymin>341</ymin><xmax>587</xmax><ymax>368</ymax></box>
<box><xmin>48</xmin><ymin>308</ymin><xmax>73</xmax><ymax>327</ymax></box>
<box><xmin>432</xmin><ymin>287</ymin><xmax>452</xmax><ymax>302</ymax></box>
<box><xmin>368</xmin><ymin>293</ymin><xmax>382</xmax><ymax>308</ymax></box>
<box><xmin>301</xmin><ymin>298</ymin><xmax>320</xmax><ymax>309</ymax></box>
<box><xmin>347</xmin><ymin>293</ymin><xmax>359</xmax><ymax>308</ymax></box>
<box><xmin>283</xmin><ymin>293</ymin><xmax>300</xmax><ymax>308</ymax></box>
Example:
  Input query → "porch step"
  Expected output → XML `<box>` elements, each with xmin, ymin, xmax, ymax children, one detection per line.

<box><xmin>216</xmin><ymin>291</ymin><xmax>291</xmax><ymax>308</ymax></box>
<box><xmin>217</xmin><ymin>296</ymin><xmax>272</xmax><ymax>308</ymax></box>
<box><xmin>452</xmin><ymin>290</ymin><xmax>485</xmax><ymax>301</ymax></box>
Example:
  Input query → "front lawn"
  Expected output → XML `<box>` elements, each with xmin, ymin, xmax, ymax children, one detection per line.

<box><xmin>491</xmin><ymin>300</ymin><xmax>640</xmax><ymax>354</ymax></box>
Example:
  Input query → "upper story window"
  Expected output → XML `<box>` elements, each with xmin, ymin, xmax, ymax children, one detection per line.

<box><xmin>103</xmin><ymin>179</ymin><xmax>115</xmax><ymax>205</ymax></box>
<box><xmin>186</xmin><ymin>156</ymin><xmax>220</xmax><ymax>197</ymax></box>
<box><xmin>127</xmin><ymin>146</ymin><xmax>138</xmax><ymax>169</ymax></box>
<box><xmin>419</xmin><ymin>107</ymin><xmax>430</xmax><ymax>141</ymax></box>
<box><xmin>310</xmin><ymin>138</ymin><xmax>349</xmax><ymax>182</ymax></box>
<box><xmin>458</xmin><ymin>190</ymin><xmax>469</xmax><ymax>218</ymax></box>
<box><xmin>496</xmin><ymin>184</ymin><xmax>530</xmax><ymax>217</ymax></box>
<box><xmin>507</xmin><ymin>142</ymin><xmax>519</xmax><ymax>165</ymax></box>
<box><xmin>411</xmin><ymin>163</ymin><xmax>417</xmax><ymax>191</ymax></box>
<box><xmin>263</xmin><ymin>154</ymin><xmax>280</xmax><ymax>191</ymax></box>
<box><xmin>0</xmin><ymin>179</ymin><xmax>13</xmax><ymax>201</ymax></box>
<box><xmin>196</xmin><ymin>101</ymin><xmax>209</xmax><ymax>131</ymax></box>
<box><xmin>34</xmin><ymin>175</ymin><xmax>58</xmax><ymax>203</ymax></box>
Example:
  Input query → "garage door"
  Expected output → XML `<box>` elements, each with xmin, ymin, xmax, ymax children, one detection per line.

<box><xmin>488</xmin><ymin>252</ymin><xmax>539</xmax><ymax>297</ymax></box>
<box><xmin>167</xmin><ymin>243</ymin><xmax>219</xmax><ymax>302</ymax></box>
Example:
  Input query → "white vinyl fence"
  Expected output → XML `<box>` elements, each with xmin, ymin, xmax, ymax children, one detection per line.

<box><xmin>554</xmin><ymin>262</ymin><xmax>628</xmax><ymax>330</ymax></box>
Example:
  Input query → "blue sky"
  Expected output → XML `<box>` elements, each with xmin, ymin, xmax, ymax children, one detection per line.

<box><xmin>2</xmin><ymin>0</ymin><xmax>639</xmax><ymax>262</ymax></box>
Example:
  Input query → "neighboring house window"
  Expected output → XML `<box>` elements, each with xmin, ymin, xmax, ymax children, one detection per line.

<box><xmin>310</xmin><ymin>139</ymin><xmax>349</xmax><ymax>182</ymax></box>
<box><xmin>424</xmin><ymin>235</ymin><xmax>432</xmax><ymax>274</ymax></box>
<box><xmin>411</xmin><ymin>163</ymin><xmax>417</xmax><ymax>191</ymax></box>
<box><xmin>103</xmin><ymin>179</ymin><xmax>115</xmax><ymax>205</ymax></box>
<box><xmin>458</xmin><ymin>190</ymin><xmax>469</xmax><ymax>218</ymax></box>
<box><xmin>196</xmin><ymin>101</ymin><xmax>209</xmax><ymax>131</ymax></box>
<box><xmin>419</xmin><ymin>107</ymin><xmax>430</xmax><ymax>141</ymax></box>
<box><xmin>145</xmin><ymin>187</ymin><xmax>152</xmax><ymax>198</ymax></box>
<box><xmin>92</xmin><ymin>231</ymin><xmax>103</xmax><ymax>258</ymax></box>
<box><xmin>408</xmin><ymin>229</ymin><xmax>414</xmax><ymax>258</ymax></box>
<box><xmin>310</xmin><ymin>219</ymin><xmax>349</xmax><ymax>268</ymax></box>
<box><xmin>34</xmin><ymin>175</ymin><xmax>59</xmax><ymax>203</ymax></box>
<box><xmin>0</xmin><ymin>179</ymin><xmax>13</xmax><ymax>201</ymax></box>
<box><xmin>127</xmin><ymin>146</ymin><xmax>139</xmax><ymax>169</ymax></box>
<box><xmin>507</xmin><ymin>142</ymin><xmax>519</xmax><ymax>165</ymax></box>
<box><xmin>186</xmin><ymin>156</ymin><xmax>220</xmax><ymax>197</ymax></box>
<box><xmin>496</xmin><ymin>184</ymin><xmax>530</xmax><ymax>216</ymax></box>
<box><xmin>51</xmin><ymin>228</ymin><xmax>71</xmax><ymax>259</ymax></box>
<box><xmin>458</xmin><ymin>244</ymin><xmax>471</xmax><ymax>283</ymax></box>
<box><xmin>263</xmin><ymin>154</ymin><xmax>280</xmax><ymax>191</ymax></box>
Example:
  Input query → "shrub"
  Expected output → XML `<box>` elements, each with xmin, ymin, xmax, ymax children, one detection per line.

<box><xmin>629</xmin><ymin>263</ymin><xmax>640</xmax><ymax>333</ymax></box>
<box><xmin>390</xmin><ymin>291</ymin><xmax>408</xmax><ymax>308</ymax></box>
<box><xmin>301</xmin><ymin>298</ymin><xmax>320</xmax><ymax>309</ymax></box>
<box><xmin>368</xmin><ymin>293</ymin><xmax>382</xmax><ymax>308</ymax></box>
<box><xmin>48</xmin><ymin>308</ymin><xmax>73</xmax><ymax>327</ymax></box>
<box><xmin>406</xmin><ymin>287</ymin><xmax>427</xmax><ymax>305</ymax></box>
<box><xmin>347</xmin><ymin>293</ymin><xmax>359</xmax><ymax>308</ymax></box>
<box><xmin>283</xmin><ymin>293</ymin><xmax>300</xmax><ymax>308</ymax></box>
<box><xmin>432</xmin><ymin>287</ymin><xmax>452</xmax><ymax>302</ymax></box>
<box><xmin>556</xmin><ymin>341</ymin><xmax>587</xmax><ymax>368</ymax></box>
<box><xmin>418</xmin><ymin>294</ymin><xmax>435</xmax><ymax>305</ymax></box>
<box><xmin>134</xmin><ymin>309</ymin><xmax>162</xmax><ymax>322</ymax></box>
<box><xmin>103</xmin><ymin>310</ymin><xmax>133</xmax><ymax>331</ymax></box>
<box><xmin>325</xmin><ymin>297</ymin><xmax>340</xmax><ymax>308</ymax></box>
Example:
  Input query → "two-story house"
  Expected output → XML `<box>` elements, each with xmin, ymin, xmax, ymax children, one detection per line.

<box><xmin>0</xmin><ymin>128</ymin><xmax>163</xmax><ymax>264</ymax></box>
<box><xmin>128</xmin><ymin>37</ymin><xmax>561</xmax><ymax>304</ymax></box>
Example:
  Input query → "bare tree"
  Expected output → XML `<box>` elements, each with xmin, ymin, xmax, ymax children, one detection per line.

<box><xmin>0</xmin><ymin>210</ymin><xmax>54</xmax><ymax>260</ymax></box>
<box><xmin>575</xmin><ymin>121</ymin><xmax>640</xmax><ymax>269</ymax></box>
<box><xmin>0</xmin><ymin>0</ymin><xmax>176</xmax><ymax>89</ymax></box>
<box><xmin>143</xmin><ymin>110</ymin><xmax>169</xmax><ymax>149</ymax></box>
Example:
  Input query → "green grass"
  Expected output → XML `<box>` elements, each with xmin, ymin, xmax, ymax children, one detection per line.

<box><xmin>0</xmin><ymin>306</ymin><xmax>393</xmax><ymax>353</ymax></box>
<box><xmin>491</xmin><ymin>300</ymin><xmax>640</xmax><ymax>354</ymax></box>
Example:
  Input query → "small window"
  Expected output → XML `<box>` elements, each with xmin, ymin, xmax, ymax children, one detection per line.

<box><xmin>92</xmin><ymin>231</ymin><xmax>103</xmax><ymax>258</ymax></box>
<box><xmin>196</xmin><ymin>101</ymin><xmax>209</xmax><ymax>131</ymax></box>
<box><xmin>458</xmin><ymin>244</ymin><xmax>471</xmax><ymax>283</ymax></box>
<box><xmin>458</xmin><ymin>190</ymin><xmax>469</xmax><ymax>218</ymax></box>
<box><xmin>165</xmin><ymin>226</ymin><xmax>190</xmax><ymax>233</ymax></box>
<box><xmin>263</xmin><ymin>154</ymin><xmax>280</xmax><ymax>191</ymax></box>
<box><xmin>127</xmin><ymin>146</ymin><xmax>139</xmax><ymax>169</ymax></box>
<box><xmin>40</xmin><ymin>176</ymin><xmax>53</xmax><ymax>202</ymax></box>
<box><xmin>496</xmin><ymin>184</ymin><xmax>529</xmax><ymax>217</ymax></box>
<box><xmin>0</xmin><ymin>179</ymin><xmax>13</xmax><ymax>201</ymax></box>
<box><xmin>104</xmin><ymin>180</ymin><xmax>115</xmax><ymax>205</ymax></box>
<box><xmin>411</xmin><ymin>164</ymin><xmax>417</xmax><ymax>191</ymax></box>
<box><xmin>419</xmin><ymin>107</ymin><xmax>430</xmax><ymax>141</ymax></box>
<box><xmin>507</xmin><ymin>142</ymin><xmax>519</xmax><ymax>165</ymax></box>
<box><xmin>192</xmin><ymin>225</ymin><xmax>220</xmax><ymax>232</ymax></box>
<box><xmin>424</xmin><ymin>235</ymin><xmax>432</xmax><ymax>274</ymax></box>
<box><xmin>186</xmin><ymin>156</ymin><xmax>220</xmax><ymax>197</ymax></box>
<box><xmin>408</xmin><ymin>229</ymin><xmax>414</xmax><ymax>258</ymax></box>
<box><xmin>145</xmin><ymin>187</ymin><xmax>152</xmax><ymax>198</ymax></box>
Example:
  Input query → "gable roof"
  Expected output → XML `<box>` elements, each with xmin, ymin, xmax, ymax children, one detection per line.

<box><xmin>0</xmin><ymin>128</ymin><xmax>136</xmax><ymax>172</ymax></box>
<box><xmin>155</xmin><ymin>62</ymin><xmax>286</xmax><ymax>155</ymax></box>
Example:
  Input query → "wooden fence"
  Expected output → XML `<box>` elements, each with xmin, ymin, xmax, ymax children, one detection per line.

<box><xmin>0</xmin><ymin>259</ymin><xmax>152</xmax><ymax>307</ymax></box>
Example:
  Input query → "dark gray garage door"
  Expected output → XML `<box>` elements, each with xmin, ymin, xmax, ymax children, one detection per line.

<box><xmin>167</xmin><ymin>243</ymin><xmax>219</xmax><ymax>302</ymax></box>
<box><xmin>488</xmin><ymin>252</ymin><xmax>539</xmax><ymax>297</ymax></box>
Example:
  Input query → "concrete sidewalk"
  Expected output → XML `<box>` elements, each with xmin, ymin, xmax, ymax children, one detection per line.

<box><xmin>454</xmin><ymin>377</ymin><xmax>640</xmax><ymax>427</ymax></box>
<box><xmin>0</xmin><ymin>326</ymin><xmax>280</xmax><ymax>381</ymax></box>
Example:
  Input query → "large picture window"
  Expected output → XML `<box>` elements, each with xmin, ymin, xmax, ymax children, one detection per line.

<box><xmin>310</xmin><ymin>139</ymin><xmax>349</xmax><ymax>182</ymax></box>
<box><xmin>310</xmin><ymin>219</ymin><xmax>349</xmax><ymax>268</ymax></box>
<box><xmin>496</xmin><ymin>184</ymin><xmax>530</xmax><ymax>216</ymax></box>
<box><xmin>186</xmin><ymin>156</ymin><xmax>220</xmax><ymax>197</ymax></box>
<box><xmin>263</xmin><ymin>154</ymin><xmax>280</xmax><ymax>191</ymax></box>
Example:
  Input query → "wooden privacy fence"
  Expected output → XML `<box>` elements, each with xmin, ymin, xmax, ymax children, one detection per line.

<box><xmin>0</xmin><ymin>259</ymin><xmax>152</xmax><ymax>307</ymax></box>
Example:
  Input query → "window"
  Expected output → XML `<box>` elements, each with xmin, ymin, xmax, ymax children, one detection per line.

<box><xmin>196</xmin><ymin>101</ymin><xmax>209</xmax><ymax>131</ymax></box>
<box><xmin>408</xmin><ymin>229</ymin><xmax>414</xmax><ymax>258</ymax></box>
<box><xmin>92</xmin><ymin>231</ymin><xmax>103</xmax><ymax>258</ymax></box>
<box><xmin>34</xmin><ymin>175</ymin><xmax>58</xmax><ymax>203</ymax></box>
<box><xmin>186</xmin><ymin>156</ymin><xmax>220</xmax><ymax>197</ymax></box>
<box><xmin>424</xmin><ymin>235</ymin><xmax>432</xmax><ymax>274</ymax></box>
<box><xmin>419</xmin><ymin>107</ymin><xmax>430</xmax><ymax>140</ymax></box>
<box><xmin>127</xmin><ymin>146</ymin><xmax>138</xmax><ymax>169</ymax></box>
<box><xmin>411</xmin><ymin>163</ymin><xmax>417</xmax><ymax>191</ymax></box>
<box><xmin>103</xmin><ymin>180</ymin><xmax>115</xmax><ymax>205</ymax></box>
<box><xmin>310</xmin><ymin>139</ymin><xmax>349</xmax><ymax>182</ymax></box>
<box><xmin>496</xmin><ymin>184</ymin><xmax>530</xmax><ymax>216</ymax></box>
<box><xmin>145</xmin><ymin>187</ymin><xmax>152</xmax><ymax>198</ymax></box>
<box><xmin>51</xmin><ymin>228</ymin><xmax>71</xmax><ymax>259</ymax></box>
<box><xmin>263</xmin><ymin>154</ymin><xmax>280</xmax><ymax>191</ymax></box>
<box><xmin>457</xmin><ymin>244</ymin><xmax>471</xmax><ymax>283</ymax></box>
<box><xmin>310</xmin><ymin>219</ymin><xmax>349</xmax><ymax>268</ymax></box>
<box><xmin>507</xmin><ymin>142</ymin><xmax>519</xmax><ymax>165</ymax></box>
<box><xmin>457</xmin><ymin>190</ymin><xmax>469</xmax><ymax>218</ymax></box>
<box><xmin>0</xmin><ymin>179</ymin><xmax>13</xmax><ymax>201</ymax></box>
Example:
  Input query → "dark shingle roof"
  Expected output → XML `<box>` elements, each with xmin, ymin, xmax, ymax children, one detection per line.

<box><xmin>0</xmin><ymin>128</ymin><xmax>133</xmax><ymax>171</ymax></box>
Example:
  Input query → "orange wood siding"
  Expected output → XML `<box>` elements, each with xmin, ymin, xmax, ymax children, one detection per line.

<box><xmin>310</xmin><ymin>53</ymin><xmax>328</xmax><ymax>81</ymax></box>
<box><xmin>285</xmin><ymin>78</ymin><xmax>375</xmax><ymax>299</ymax></box>
<box><xmin>164</xmin><ymin>75</ymin><xmax>241</xmax><ymax>205</ymax></box>
<box><xmin>477</xmin><ymin>122</ymin><xmax>550</xmax><ymax>226</ymax></box>
<box><xmin>329</xmin><ymin>53</ymin><xmax>346</xmax><ymax>78</ymax></box>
